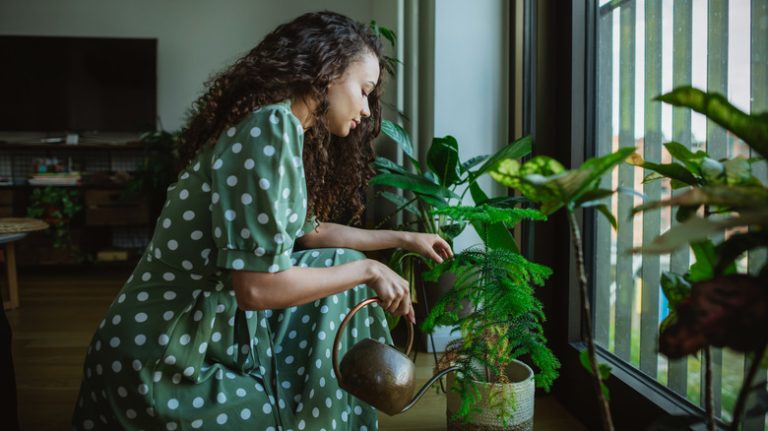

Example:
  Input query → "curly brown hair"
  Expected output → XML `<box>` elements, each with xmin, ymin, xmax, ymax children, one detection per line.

<box><xmin>179</xmin><ymin>11</ymin><xmax>385</xmax><ymax>224</ymax></box>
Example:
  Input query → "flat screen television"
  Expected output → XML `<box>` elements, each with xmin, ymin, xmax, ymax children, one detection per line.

<box><xmin>0</xmin><ymin>35</ymin><xmax>157</xmax><ymax>134</ymax></box>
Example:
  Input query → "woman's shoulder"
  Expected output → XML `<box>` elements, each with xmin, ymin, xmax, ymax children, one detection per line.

<box><xmin>213</xmin><ymin>100</ymin><xmax>303</xmax><ymax>153</ymax></box>
<box><xmin>241</xmin><ymin>99</ymin><xmax>302</xmax><ymax>131</ymax></box>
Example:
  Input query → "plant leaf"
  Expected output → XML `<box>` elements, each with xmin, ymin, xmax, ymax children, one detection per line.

<box><xmin>554</xmin><ymin>147</ymin><xmax>636</xmax><ymax>206</ymax></box>
<box><xmin>373</xmin><ymin>156</ymin><xmax>410</xmax><ymax>176</ymax></box>
<box><xmin>575</xmin><ymin>188</ymin><xmax>615</xmax><ymax>207</ymax></box>
<box><xmin>369</xmin><ymin>172</ymin><xmax>453</xmax><ymax>198</ymax></box>
<box><xmin>631</xmin><ymin>185</ymin><xmax>768</xmax><ymax>216</ymax></box>
<box><xmin>474</xmin><ymin>135</ymin><xmax>533</xmax><ymax>179</ymax></box>
<box><xmin>594</xmin><ymin>204</ymin><xmax>618</xmax><ymax>230</ymax></box>
<box><xmin>660</xmin><ymin>272</ymin><xmax>692</xmax><ymax>308</ymax></box>
<box><xmin>656</xmin><ymin>86</ymin><xmax>768</xmax><ymax>160</ymax></box>
<box><xmin>462</xmin><ymin>155</ymin><xmax>490</xmax><ymax>172</ymax></box>
<box><xmin>664</xmin><ymin>141</ymin><xmax>705</xmax><ymax>175</ymax></box>
<box><xmin>715</xmin><ymin>231</ymin><xmax>768</xmax><ymax>275</ymax></box>
<box><xmin>381</xmin><ymin>120</ymin><xmax>416</xmax><ymax>159</ymax></box>
<box><xmin>659</xmin><ymin>274</ymin><xmax>768</xmax><ymax>358</ymax></box>
<box><xmin>634</xmin><ymin>212</ymin><xmax>768</xmax><ymax>254</ymax></box>
<box><xmin>688</xmin><ymin>240</ymin><xmax>716</xmax><ymax>283</ymax></box>
<box><xmin>427</xmin><ymin>135</ymin><xmax>462</xmax><ymax>186</ymax></box>
<box><xmin>638</xmin><ymin>161</ymin><xmax>699</xmax><ymax>186</ymax></box>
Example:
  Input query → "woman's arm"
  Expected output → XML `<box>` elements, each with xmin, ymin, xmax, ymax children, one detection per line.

<box><xmin>296</xmin><ymin>222</ymin><xmax>452</xmax><ymax>262</ymax></box>
<box><xmin>232</xmin><ymin>258</ymin><xmax>415</xmax><ymax>323</ymax></box>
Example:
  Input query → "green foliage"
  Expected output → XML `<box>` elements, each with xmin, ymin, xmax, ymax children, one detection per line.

<box><xmin>655</xmin><ymin>86</ymin><xmax>768</xmax><ymax>160</ymax></box>
<box><xmin>26</xmin><ymin>186</ymin><xmax>83</xmax><ymax>254</ymax></box>
<box><xmin>124</xmin><ymin>130</ymin><xmax>180</xmax><ymax>218</ymax></box>
<box><xmin>375</xmin><ymin>119</ymin><xmax>532</xmax><ymax>245</ymax></box>
<box><xmin>490</xmin><ymin>148</ymin><xmax>635</xmax><ymax>217</ymax></box>
<box><xmin>631</xmin><ymin>86</ymin><xmax>768</xmax><ymax>430</ymax></box>
<box><xmin>579</xmin><ymin>349</ymin><xmax>611</xmax><ymax>401</ymax></box>
<box><xmin>422</xmin><ymin>246</ymin><xmax>559</xmax><ymax>425</ymax></box>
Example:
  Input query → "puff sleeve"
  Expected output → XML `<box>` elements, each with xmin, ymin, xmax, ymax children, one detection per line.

<box><xmin>210</xmin><ymin>104</ymin><xmax>308</xmax><ymax>273</ymax></box>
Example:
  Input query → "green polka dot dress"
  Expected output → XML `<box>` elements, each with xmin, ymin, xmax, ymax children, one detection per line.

<box><xmin>72</xmin><ymin>100</ymin><xmax>392</xmax><ymax>431</ymax></box>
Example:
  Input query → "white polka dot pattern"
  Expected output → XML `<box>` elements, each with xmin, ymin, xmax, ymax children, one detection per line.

<box><xmin>72</xmin><ymin>103</ymin><xmax>384</xmax><ymax>431</ymax></box>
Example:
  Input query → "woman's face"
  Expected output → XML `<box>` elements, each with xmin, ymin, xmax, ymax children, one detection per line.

<box><xmin>325</xmin><ymin>51</ymin><xmax>380</xmax><ymax>137</ymax></box>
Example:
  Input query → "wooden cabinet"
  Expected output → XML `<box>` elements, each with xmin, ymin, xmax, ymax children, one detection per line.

<box><xmin>0</xmin><ymin>136</ymin><xmax>154</xmax><ymax>266</ymax></box>
<box><xmin>85</xmin><ymin>190</ymin><xmax>151</xmax><ymax>226</ymax></box>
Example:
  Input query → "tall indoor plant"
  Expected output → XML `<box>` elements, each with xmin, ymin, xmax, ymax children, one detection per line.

<box><xmin>374</xmin><ymin>121</ymin><xmax>560</xmax><ymax>428</ymax></box>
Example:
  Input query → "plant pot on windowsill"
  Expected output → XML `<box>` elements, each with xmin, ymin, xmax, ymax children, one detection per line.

<box><xmin>446</xmin><ymin>359</ymin><xmax>535</xmax><ymax>431</ymax></box>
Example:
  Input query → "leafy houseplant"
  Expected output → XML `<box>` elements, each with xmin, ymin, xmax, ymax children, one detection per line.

<box><xmin>374</xmin><ymin>121</ymin><xmax>560</xmax><ymax>427</ymax></box>
<box><xmin>374</xmin><ymin>121</ymin><xmax>531</xmax><ymax>318</ymax></box>
<box><xmin>26</xmin><ymin>186</ymin><xmax>83</xmax><ymax>255</ymax></box>
<box><xmin>490</xmin><ymin>146</ymin><xmax>636</xmax><ymax>431</ymax></box>
<box><xmin>489</xmin><ymin>86</ymin><xmax>768</xmax><ymax>431</ymax></box>
<box><xmin>628</xmin><ymin>87</ymin><xmax>768</xmax><ymax>431</ymax></box>
<box><xmin>421</xmin><ymin>206</ymin><xmax>560</xmax><ymax>428</ymax></box>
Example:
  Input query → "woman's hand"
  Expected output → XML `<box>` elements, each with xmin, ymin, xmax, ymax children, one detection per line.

<box><xmin>401</xmin><ymin>232</ymin><xmax>453</xmax><ymax>263</ymax></box>
<box><xmin>365</xmin><ymin>260</ymin><xmax>415</xmax><ymax>324</ymax></box>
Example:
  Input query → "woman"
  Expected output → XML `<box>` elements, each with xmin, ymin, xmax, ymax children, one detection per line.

<box><xmin>72</xmin><ymin>11</ymin><xmax>452</xmax><ymax>431</ymax></box>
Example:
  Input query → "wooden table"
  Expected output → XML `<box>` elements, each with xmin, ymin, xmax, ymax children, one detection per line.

<box><xmin>0</xmin><ymin>218</ymin><xmax>49</xmax><ymax>310</ymax></box>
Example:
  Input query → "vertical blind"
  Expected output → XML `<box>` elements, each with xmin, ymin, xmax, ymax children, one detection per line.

<box><xmin>594</xmin><ymin>0</ymin><xmax>767</xmax><ymax>428</ymax></box>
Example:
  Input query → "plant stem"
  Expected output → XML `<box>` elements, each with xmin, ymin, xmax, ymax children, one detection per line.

<box><xmin>704</xmin><ymin>347</ymin><xmax>715</xmax><ymax>431</ymax></box>
<box><xmin>729</xmin><ymin>342</ymin><xmax>767</xmax><ymax>431</ymax></box>
<box><xmin>567</xmin><ymin>210</ymin><xmax>615</xmax><ymax>431</ymax></box>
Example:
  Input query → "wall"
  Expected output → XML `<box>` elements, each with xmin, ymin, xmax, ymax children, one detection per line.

<box><xmin>0</xmin><ymin>0</ymin><xmax>374</xmax><ymax>131</ymax></box>
<box><xmin>430</xmin><ymin>0</ymin><xmax>509</xmax><ymax>250</ymax></box>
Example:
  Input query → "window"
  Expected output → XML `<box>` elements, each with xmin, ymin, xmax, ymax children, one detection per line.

<box><xmin>593</xmin><ymin>0</ymin><xmax>767</xmax><ymax>427</ymax></box>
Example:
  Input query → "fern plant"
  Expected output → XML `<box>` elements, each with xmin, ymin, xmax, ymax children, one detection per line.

<box><xmin>421</xmin><ymin>204</ymin><xmax>560</xmax><ymax>425</ymax></box>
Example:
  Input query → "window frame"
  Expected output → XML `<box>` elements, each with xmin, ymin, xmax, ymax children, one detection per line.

<box><xmin>513</xmin><ymin>1</ymin><xmax>714</xmax><ymax>429</ymax></box>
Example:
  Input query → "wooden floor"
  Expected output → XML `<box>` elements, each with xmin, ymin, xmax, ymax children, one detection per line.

<box><xmin>4</xmin><ymin>267</ymin><xmax>587</xmax><ymax>431</ymax></box>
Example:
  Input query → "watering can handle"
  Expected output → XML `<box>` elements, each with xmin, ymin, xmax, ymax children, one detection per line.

<box><xmin>332</xmin><ymin>297</ymin><xmax>413</xmax><ymax>385</ymax></box>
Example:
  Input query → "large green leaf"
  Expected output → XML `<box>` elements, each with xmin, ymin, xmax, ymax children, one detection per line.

<box><xmin>474</xmin><ymin>135</ymin><xmax>533</xmax><ymax>179</ymax></box>
<box><xmin>554</xmin><ymin>147</ymin><xmax>636</xmax><ymax>207</ymax></box>
<box><xmin>373</xmin><ymin>156</ymin><xmax>410</xmax><ymax>176</ymax></box>
<box><xmin>462</xmin><ymin>155</ymin><xmax>489</xmax><ymax>172</ymax></box>
<box><xmin>380</xmin><ymin>120</ymin><xmax>417</xmax><ymax>163</ymax></box>
<box><xmin>427</xmin><ymin>135</ymin><xmax>462</xmax><ymax>187</ymax></box>
<box><xmin>688</xmin><ymin>240</ymin><xmax>716</xmax><ymax>283</ymax></box>
<box><xmin>369</xmin><ymin>172</ymin><xmax>453</xmax><ymax>198</ymax></box>
<box><xmin>491</xmin><ymin>156</ymin><xmax>565</xmax><ymax>206</ymax></box>
<box><xmin>634</xmin><ymin>211</ymin><xmax>768</xmax><ymax>254</ymax></box>
<box><xmin>631</xmin><ymin>185</ymin><xmax>768</xmax><ymax>216</ymax></box>
<box><xmin>663</xmin><ymin>142</ymin><xmax>705</xmax><ymax>175</ymax></box>
<box><xmin>634</xmin><ymin>159</ymin><xmax>698</xmax><ymax>187</ymax></box>
<box><xmin>657</xmin><ymin>87</ymin><xmax>768</xmax><ymax>160</ymax></box>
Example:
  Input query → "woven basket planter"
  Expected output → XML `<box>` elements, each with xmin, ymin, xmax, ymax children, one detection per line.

<box><xmin>446</xmin><ymin>359</ymin><xmax>535</xmax><ymax>431</ymax></box>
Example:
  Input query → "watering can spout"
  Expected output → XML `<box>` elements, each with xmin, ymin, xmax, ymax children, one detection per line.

<box><xmin>332</xmin><ymin>297</ymin><xmax>459</xmax><ymax>416</ymax></box>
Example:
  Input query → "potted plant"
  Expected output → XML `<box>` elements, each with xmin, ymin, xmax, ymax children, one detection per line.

<box><xmin>26</xmin><ymin>186</ymin><xmax>84</xmax><ymax>258</ymax></box>
<box><xmin>489</xmin><ymin>146</ymin><xmax>636</xmax><ymax>431</ymax></box>
<box><xmin>374</xmin><ymin>121</ymin><xmax>529</xmax><ymax>328</ymax></box>
<box><xmin>373</xmin><ymin>121</ymin><xmax>560</xmax><ymax>428</ymax></box>
<box><xmin>421</xmin><ymin>205</ymin><xmax>560</xmax><ymax>429</ymax></box>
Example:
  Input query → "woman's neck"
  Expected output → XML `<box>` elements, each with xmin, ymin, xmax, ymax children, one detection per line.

<box><xmin>291</xmin><ymin>96</ymin><xmax>317</xmax><ymax>130</ymax></box>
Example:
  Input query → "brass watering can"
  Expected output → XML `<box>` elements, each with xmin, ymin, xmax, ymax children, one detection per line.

<box><xmin>332</xmin><ymin>297</ymin><xmax>460</xmax><ymax>416</ymax></box>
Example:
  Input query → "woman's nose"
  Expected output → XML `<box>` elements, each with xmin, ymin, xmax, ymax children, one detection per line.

<box><xmin>361</xmin><ymin>100</ymin><xmax>371</xmax><ymax>118</ymax></box>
